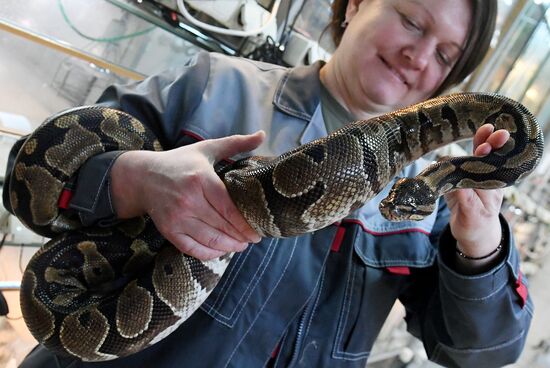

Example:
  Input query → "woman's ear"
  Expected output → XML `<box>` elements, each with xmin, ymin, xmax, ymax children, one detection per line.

<box><xmin>345</xmin><ymin>0</ymin><xmax>364</xmax><ymax>23</ymax></box>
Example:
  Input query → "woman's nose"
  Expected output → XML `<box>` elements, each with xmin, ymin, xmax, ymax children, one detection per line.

<box><xmin>402</xmin><ymin>39</ymin><xmax>434</xmax><ymax>70</ymax></box>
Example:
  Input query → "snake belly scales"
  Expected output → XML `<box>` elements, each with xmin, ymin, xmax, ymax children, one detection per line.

<box><xmin>9</xmin><ymin>92</ymin><xmax>543</xmax><ymax>361</ymax></box>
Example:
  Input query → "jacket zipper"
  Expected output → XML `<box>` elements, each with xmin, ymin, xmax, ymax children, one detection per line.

<box><xmin>288</xmin><ymin>269</ymin><xmax>325</xmax><ymax>366</ymax></box>
<box><xmin>289</xmin><ymin>307</ymin><xmax>309</xmax><ymax>365</ymax></box>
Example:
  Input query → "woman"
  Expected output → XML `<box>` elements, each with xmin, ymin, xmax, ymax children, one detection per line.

<box><xmin>7</xmin><ymin>0</ymin><xmax>532</xmax><ymax>367</ymax></box>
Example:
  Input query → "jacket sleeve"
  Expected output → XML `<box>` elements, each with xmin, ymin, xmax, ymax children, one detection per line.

<box><xmin>2</xmin><ymin>52</ymin><xmax>212</xmax><ymax>227</ymax></box>
<box><xmin>400</xmin><ymin>199</ymin><xmax>533</xmax><ymax>368</ymax></box>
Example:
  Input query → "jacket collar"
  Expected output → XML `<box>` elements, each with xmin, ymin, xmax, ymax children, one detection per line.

<box><xmin>273</xmin><ymin>61</ymin><xmax>324</xmax><ymax>121</ymax></box>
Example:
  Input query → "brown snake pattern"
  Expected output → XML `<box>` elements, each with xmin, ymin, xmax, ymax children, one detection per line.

<box><xmin>10</xmin><ymin>92</ymin><xmax>543</xmax><ymax>361</ymax></box>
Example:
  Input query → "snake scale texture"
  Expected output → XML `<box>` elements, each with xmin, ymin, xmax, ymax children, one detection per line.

<box><xmin>10</xmin><ymin>92</ymin><xmax>543</xmax><ymax>361</ymax></box>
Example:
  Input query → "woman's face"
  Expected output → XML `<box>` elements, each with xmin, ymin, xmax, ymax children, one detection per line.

<box><xmin>334</xmin><ymin>0</ymin><xmax>472</xmax><ymax>113</ymax></box>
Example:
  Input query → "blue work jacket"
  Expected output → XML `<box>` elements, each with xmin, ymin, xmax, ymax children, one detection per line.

<box><xmin>5</xmin><ymin>52</ymin><xmax>532</xmax><ymax>368</ymax></box>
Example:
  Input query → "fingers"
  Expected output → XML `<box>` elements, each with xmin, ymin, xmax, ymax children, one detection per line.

<box><xmin>198</xmin><ymin>131</ymin><xmax>264</xmax><ymax>244</ymax></box>
<box><xmin>473</xmin><ymin>124</ymin><xmax>510</xmax><ymax>156</ymax></box>
<box><xmin>486</xmin><ymin>129</ymin><xmax>510</xmax><ymax>148</ymax></box>
<box><xmin>185</xmin><ymin>218</ymin><xmax>249</xmax><ymax>252</ymax></box>
<box><xmin>201</xmin><ymin>131</ymin><xmax>266</xmax><ymax>163</ymax></box>
<box><xmin>158</xmin><ymin>212</ymin><xmax>251</xmax><ymax>261</ymax></box>
<box><xmin>193</xmin><ymin>186</ymin><xmax>254</xmax><ymax>243</ymax></box>
<box><xmin>152</xmin><ymin>172</ymin><xmax>257</xmax><ymax>260</ymax></box>
<box><xmin>447</xmin><ymin>126</ymin><xmax>508</xmax><ymax>247</ymax></box>
<box><xmin>202</xmin><ymin>174</ymin><xmax>261</xmax><ymax>243</ymax></box>
<box><xmin>474</xmin><ymin>142</ymin><xmax>492</xmax><ymax>156</ymax></box>
<box><xmin>167</xmin><ymin>233</ymin><xmax>227</xmax><ymax>260</ymax></box>
<box><xmin>141</xmin><ymin>132</ymin><xmax>266</xmax><ymax>261</ymax></box>
<box><xmin>472</xmin><ymin>124</ymin><xmax>494</xmax><ymax>150</ymax></box>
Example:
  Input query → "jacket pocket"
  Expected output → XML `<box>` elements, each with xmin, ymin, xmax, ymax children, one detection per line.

<box><xmin>331</xmin><ymin>249</ymin><xmax>378</xmax><ymax>362</ymax></box>
<box><xmin>332</xmin><ymin>223</ymin><xmax>438</xmax><ymax>361</ymax></box>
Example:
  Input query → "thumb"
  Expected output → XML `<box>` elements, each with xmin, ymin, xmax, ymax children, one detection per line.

<box><xmin>202</xmin><ymin>131</ymin><xmax>265</xmax><ymax>162</ymax></box>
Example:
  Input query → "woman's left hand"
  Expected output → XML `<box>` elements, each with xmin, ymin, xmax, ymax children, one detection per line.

<box><xmin>444</xmin><ymin>124</ymin><xmax>510</xmax><ymax>258</ymax></box>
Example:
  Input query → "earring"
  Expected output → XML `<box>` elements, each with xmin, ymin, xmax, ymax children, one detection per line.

<box><xmin>340</xmin><ymin>20</ymin><xmax>348</xmax><ymax>28</ymax></box>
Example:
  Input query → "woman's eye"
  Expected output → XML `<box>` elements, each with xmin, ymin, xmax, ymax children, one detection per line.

<box><xmin>437</xmin><ymin>50</ymin><xmax>451</xmax><ymax>66</ymax></box>
<box><xmin>401</xmin><ymin>14</ymin><xmax>422</xmax><ymax>32</ymax></box>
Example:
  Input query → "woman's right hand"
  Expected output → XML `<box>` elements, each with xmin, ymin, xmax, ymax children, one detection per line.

<box><xmin>110</xmin><ymin>131</ymin><xmax>265</xmax><ymax>260</ymax></box>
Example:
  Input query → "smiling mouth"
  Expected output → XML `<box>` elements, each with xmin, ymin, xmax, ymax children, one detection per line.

<box><xmin>379</xmin><ymin>56</ymin><xmax>408</xmax><ymax>86</ymax></box>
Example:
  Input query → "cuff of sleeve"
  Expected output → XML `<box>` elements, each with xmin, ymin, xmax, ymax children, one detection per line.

<box><xmin>438</xmin><ymin>215</ymin><xmax>520</xmax><ymax>300</ymax></box>
<box><xmin>68</xmin><ymin>150</ymin><xmax>126</xmax><ymax>226</ymax></box>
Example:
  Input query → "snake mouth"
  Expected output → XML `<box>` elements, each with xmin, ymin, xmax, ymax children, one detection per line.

<box><xmin>379</xmin><ymin>201</ymin><xmax>432</xmax><ymax>222</ymax></box>
<box><xmin>379</xmin><ymin>199</ymin><xmax>402</xmax><ymax>221</ymax></box>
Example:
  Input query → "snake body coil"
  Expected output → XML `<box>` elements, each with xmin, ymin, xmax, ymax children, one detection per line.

<box><xmin>10</xmin><ymin>93</ymin><xmax>543</xmax><ymax>361</ymax></box>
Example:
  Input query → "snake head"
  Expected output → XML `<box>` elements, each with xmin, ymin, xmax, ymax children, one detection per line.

<box><xmin>379</xmin><ymin>177</ymin><xmax>438</xmax><ymax>221</ymax></box>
